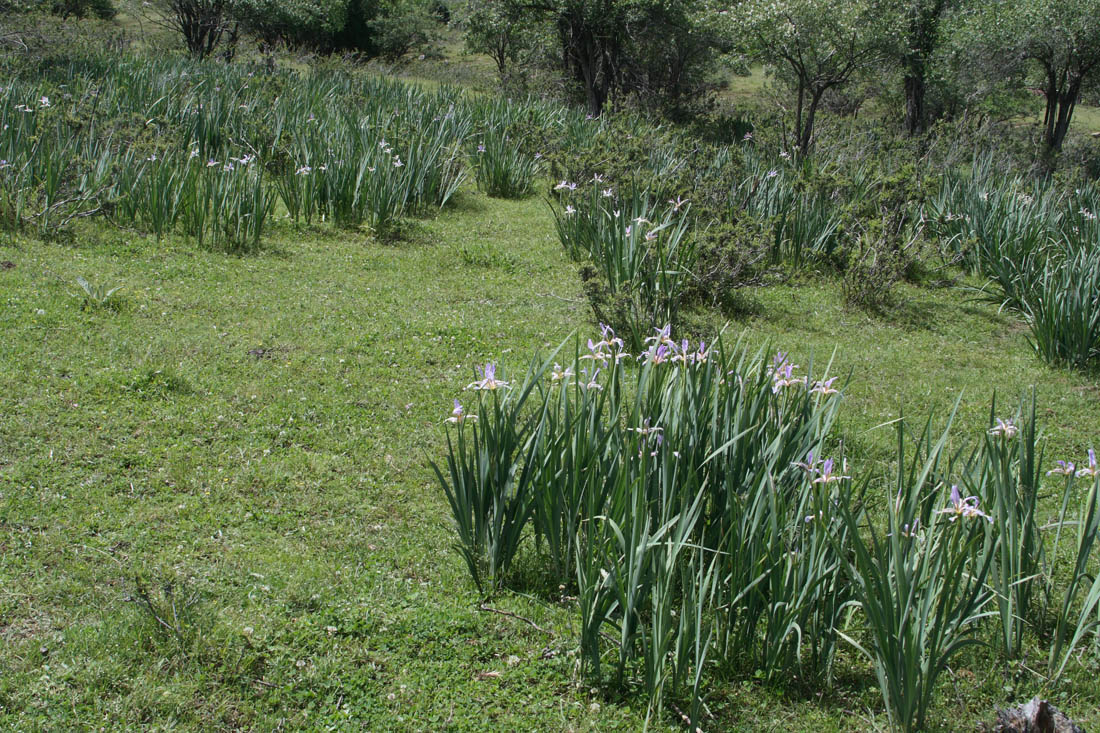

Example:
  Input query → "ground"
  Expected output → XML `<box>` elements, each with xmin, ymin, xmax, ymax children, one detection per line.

<box><xmin>2</xmin><ymin>179</ymin><xmax>1099</xmax><ymax>729</ymax></box>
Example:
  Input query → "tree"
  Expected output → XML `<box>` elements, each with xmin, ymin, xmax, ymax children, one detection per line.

<box><xmin>233</xmin><ymin>0</ymin><xmax>347</xmax><ymax>54</ymax></box>
<box><xmin>617</xmin><ymin>1</ymin><xmax>727</xmax><ymax>115</ymax></box>
<box><xmin>367</xmin><ymin>0</ymin><xmax>439</xmax><ymax>61</ymax></box>
<box><xmin>460</xmin><ymin>0</ymin><xmax>534</xmax><ymax>83</ymax></box>
<box><xmin>204</xmin><ymin>0</ymin><xmax>438</xmax><ymax>60</ymax></box>
<box><xmin>152</xmin><ymin>0</ymin><xmax>238</xmax><ymax>59</ymax></box>
<box><xmin>551</xmin><ymin>0</ymin><xmax>627</xmax><ymax>116</ymax></box>
<box><xmin>970</xmin><ymin>0</ymin><xmax>1100</xmax><ymax>160</ymax></box>
<box><xmin>724</xmin><ymin>0</ymin><xmax>882</xmax><ymax>154</ymax></box>
<box><xmin>460</xmin><ymin>0</ymin><xmax>720</xmax><ymax>116</ymax></box>
<box><xmin>873</xmin><ymin>0</ymin><xmax>958</xmax><ymax>135</ymax></box>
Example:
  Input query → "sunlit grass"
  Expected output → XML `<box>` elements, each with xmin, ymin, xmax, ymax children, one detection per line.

<box><xmin>2</xmin><ymin>180</ymin><xmax>1099</xmax><ymax>728</ymax></box>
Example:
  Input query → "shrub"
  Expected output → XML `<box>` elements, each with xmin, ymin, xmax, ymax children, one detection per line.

<box><xmin>684</xmin><ymin>218</ymin><xmax>770</xmax><ymax>314</ymax></box>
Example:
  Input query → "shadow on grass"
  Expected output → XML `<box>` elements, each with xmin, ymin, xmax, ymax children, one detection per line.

<box><xmin>436</xmin><ymin>189</ymin><xmax>492</xmax><ymax>217</ymax></box>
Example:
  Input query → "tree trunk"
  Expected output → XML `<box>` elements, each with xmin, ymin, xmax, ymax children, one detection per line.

<box><xmin>901</xmin><ymin>0</ymin><xmax>947</xmax><ymax>136</ymax></box>
<box><xmin>799</xmin><ymin>88</ymin><xmax>824</xmax><ymax>155</ymax></box>
<box><xmin>1048</xmin><ymin>77</ymin><xmax>1081</xmax><ymax>154</ymax></box>
<box><xmin>904</xmin><ymin>65</ymin><xmax>925</xmax><ymax>135</ymax></box>
<box><xmin>794</xmin><ymin>80</ymin><xmax>805</xmax><ymax>154</ymax></box>
<box><xmin>1038</xmin><ymin>66</ymin><xmax>1082</xmax><ymax>171</ymax></box>
<box><xmin>561</xmin><ymin>13</ymin><xmax>605</xmax><ymax>117</ymax></box>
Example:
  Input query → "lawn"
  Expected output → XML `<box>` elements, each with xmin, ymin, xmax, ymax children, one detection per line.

<box><xmin>2</xmin><ymin>175</ymin><xmax>1099</xmax><ymax>730</ymax></box>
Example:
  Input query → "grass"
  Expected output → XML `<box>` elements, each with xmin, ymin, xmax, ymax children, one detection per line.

<box><xmin>2</xmin><ymin>181</ymin><xmax>1099</xmax><ymax>729</ymax></box>
<box><xmin>1071</xmin><ymin>104</ymin><xmax>1100</xmax><ymax>135</ymax></box>
<box><xmin>732</xmin><ymin>277</ymin><xmax>1099</xmax><ymax>458</ymax></box>
<box><xmin>0</xmin><ymin>24</ymin><xmax>1098</xmax><ymax>729</ymax></box>
<box><xmin>717</xmin><ymin>64</ymin><xmax>770</xmax><ymax>108</ymax></box>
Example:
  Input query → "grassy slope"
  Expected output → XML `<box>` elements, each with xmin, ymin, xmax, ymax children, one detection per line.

<box><xmin>2</xmin><ymin>181</ymin><xmax>1099</xmax><ymax>730</ymax></box>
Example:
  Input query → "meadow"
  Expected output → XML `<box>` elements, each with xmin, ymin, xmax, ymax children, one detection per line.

<box><xmin>1</xmin><ymin>35</ymin><xmax>1099</xmax><ymax>732</ymax></box>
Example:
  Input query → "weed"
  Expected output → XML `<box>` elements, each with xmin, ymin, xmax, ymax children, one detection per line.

<box><xmin>75</xmin><ymin>275</ymin><xmax>122</xmax><ymax>310</ymax></box>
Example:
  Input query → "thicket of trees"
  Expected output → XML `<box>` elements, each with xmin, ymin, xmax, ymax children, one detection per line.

<box><xmin>4</xmin><ymin>0</ymin><xmax>1099</xmax><ymax>163</ymax></box>
<box><xmin>459</xmin><ymin>0</ymin><xmax>727</xmax><ymax>116</ymax></box>
<box><xmin>142</xmin><ymin>0</ymin><xmax>442</xmax><ymax>60</ymax></box>
<box><xmin>459</xmin><ymin>0</ymin><xmax>1100</xmax><ymax>162</ymax></box>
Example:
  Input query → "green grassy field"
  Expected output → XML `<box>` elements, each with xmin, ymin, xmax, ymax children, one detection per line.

<box><xmin>2</xmin><ymin>176</ymin><xmax>1099</xmax><ymax>729</ymax></box>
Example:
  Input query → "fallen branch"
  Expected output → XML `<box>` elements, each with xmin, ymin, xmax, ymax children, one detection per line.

<box><xmin>478</xmin><ymin>602</ymin><xmax>553</xmax><ymax>636</ymax></box>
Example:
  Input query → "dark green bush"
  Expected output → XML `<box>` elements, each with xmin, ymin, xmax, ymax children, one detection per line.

<box><xmin>51</xmin><ymin>0</ymin><xmax>115</xmax><ymax>19</ymax></box>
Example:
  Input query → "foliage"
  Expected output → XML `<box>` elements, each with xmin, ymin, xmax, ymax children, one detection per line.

<box><xmin>838</xmin><ymin>408</ymin><xmax>995</xmax><ymax>733</ymax></box>
<box><xmin>720</xmin><ymin>0</ymin><xmax>883</xmax><ymax>154</ymax></box>
<box><xmin>0</xmin><ymin>0</ymin><xmax>115</xmax><ymax>18</ymax></box>
<box><xmin>50</xmin><ymin>0</ymin><xmax>115</xmax><ymax>19</ymax></box>
<box><xmin>925</xmin><ymin>161</ymin><xmax>1100</xmax><ymax>370</ymax></box>
<box><xmin>367</xmin><ymin>0</ymin><xmax>440</xmax><ymax>62</ymax></box>
<box><xmin>870</xmin><ymin>0</ymin><xmax>957</xmax><ymax>134</ymax></box>
<box><xmin>431</xmin><ymin>359</ymin><xmax>552</xmax><ymax>591</ymax></box>
<box><xmin>964</xmin><ymin>0</ymin><xmax>1100</xmax><ymax>160</ymax></box>
<box><xmin>75</xmin><ymin>275</ymin><xmax>123</xmax><ymax>309</ymax></box>
<box><xmin>1046</xmin><ymin>462</ymin><xmax>1100</xmax><ymax>679</ymax></box>
<box><xmin>437</xmin><ymin>320</ymin><xmax>1100</xmax><ymax>731</ymax></box>
<box><xmin>436</xmin><ymin>332</ymin><xmax>844</xmax><ymax>722</ymax></box>
<box><xmin>1023</xmin><ymin>247</ymin><xmax>1100</xmax><ymax>370</ymax></box>
<box><xmin>470</xmin><ymin>129</ymin><xmax>542</xmax><ymax>198</ymax></box>
<box><xmin>149</xmin><ymin>0</ymin><xmax>239</xmax><ymax>59</ymax></box>
<box><xmin>459</xmin><ymin>0</ymin><xmax>724</xmax><ymax>116</ymax></box>
<box><xmin>458</xmin><ymin>0</ymin><xmax>534</xmax><ymax>85</ymax></box>
<box><xmin>961</xmin><ymin>394</ymin><xmax>1044</xmax><ymax>660</ymax></box>
<box><xmin>231</xmin><ymin>0</ymin><xmax>348</xmax><ymax>51</ymax></box>
<box><xmin>551</xmin><ymin>185</ymin><xmax>696</xmax><ymax>349</ymax></box>
<box><xmin>0</xmin><ymin>55</ymin><xmax>475</xmax><ymax>243</ymax></box>
<box><xmin>153</xmin><ymin>0</ymin><xmax>439</xmax><ymax>59</ymax></box>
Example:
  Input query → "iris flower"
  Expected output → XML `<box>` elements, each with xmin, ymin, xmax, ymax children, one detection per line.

<box><xmin>812</xmin><ymin>458</ymin><xmax>850</xmax><ymax>484</ymax></box>
<box><xmin>466</xmin><ymin>363</ymin><xmax>509</xmax><ymax>391</ymax></box>
<box><xmin>444</xmin><ymin>399</ymin><xmax>477</xmax><ymax>424</ymax></box>
<box><xmin>631</xmin><ymin>418</ymin><xmax>662</xmax><ymax>437</ymax></box>
<box><xmin>580</xmin><ymin>368</ymin><xmax>602</xmax><ymax>391</ymax></box>
<box><xmin>793</xmin><ymin>452</ymin><xmax>816</xmax><ymax>475</ymax></box>
<box><xmin>939</xmin><ymin>485</ymin><xmax>992</xmax><ymax>523</ymax></box>
<box><xmin>1077</xmin><ymin>449</ymin><xmax>1098</xmax><ymax>478</ymax></box>
<box><xmin>988</xmin><ymin>418</ymin><xmax>1018</xmax><ymax>439</ymax></box>
<box><xmin>645</xmin><ymin>324</ymin><xmax>674</xmax><ymax>347</ymax></box>
<box><xmin>580</xmin><ymin>338</ymin><xmax>612</xmax><ymax>366</ymax></box>
<box><xmin>1047</xmin><ymin>460</ymin><xmax>1076</xmax><ymax>476</ymax></box>
<box><xmin>550</xmin><ymin>363</ymin><xmax>574</xmax><ymax>383</ymax></box>
<box><xmin>598</xmin><ymin>323</ymin><xmax>625</xmax><ymax>350</ymax></box>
